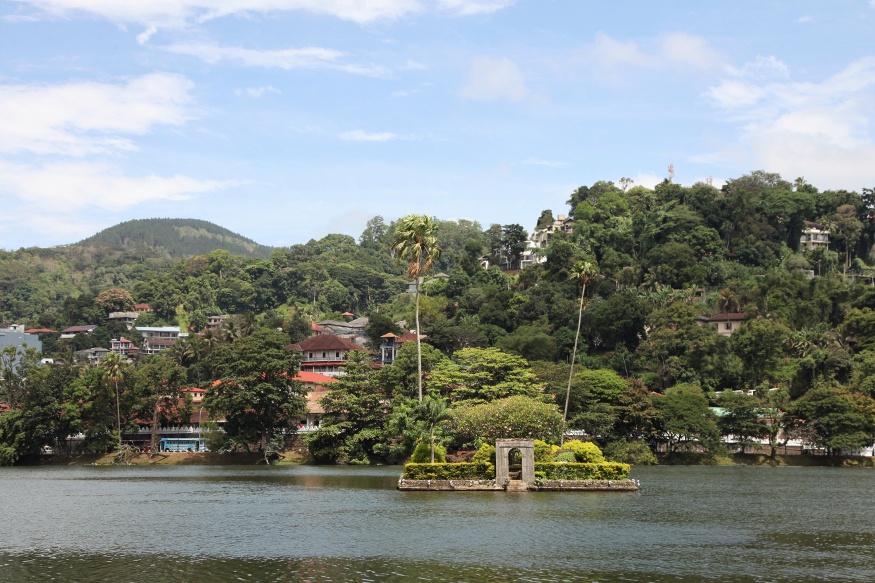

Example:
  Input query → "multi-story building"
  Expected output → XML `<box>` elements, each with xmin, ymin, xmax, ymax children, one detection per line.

<box><xmin>285</xmin><ymin>334</ymin><xmax>369</xmax><ymax>376</ymax></box>
<box><xmin>206</xmin><ymin>315</ymin><xmax>228</xmax><ymax>331</ymax></box>
<box><xmin>800</xmin><ymin>221</ymin><xmax>830</xmax><ymax>252</ymax></box>
<box><xmin>107</xmin><ymin>312</ymin><xmax>139</xmax><ymax>330</ymax></box>
<box><xmin>110</xmin><ymin>337</ymin><xmax>135</xmax><ymax>356</ymax></box>
<box><xmin>60</xmin><ymin>325</ymin><xmax>97</xmax><ymax>339</ymax></box>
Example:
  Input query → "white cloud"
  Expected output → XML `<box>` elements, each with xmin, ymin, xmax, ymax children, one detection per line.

<box><xmin>236</xmin><ymin>85</ymin><xmax>281</xmax><ymax>97</ymax></box>
<box><xmin>578</xmin><ymin>31</ymin><xmax>729</xmax><ymax>84</ymax></box>
<box><xmin>632</xmin><ymin>172</ymin><xmax>664</xmax><ymax>190</ymax></box>
<box><xmin>136</xmin><ymin>24</ymin><xmax>157</xmax><ymax>44</ymax></box>
<box><xmin>705</xmin><ymin>56</ymin><xmax>875</xmax><ymax>190</ymax></box>
<box><xmin>400</xmin><ymin>59</ymin><xmax>426</xmax><ymax>70</ymax></box>
<box><xmin>796</xmin><ymin>15</ymin><xmax>812</xmax><ymax>23</ymax></box>
<box><xmin>0</xmin><ymin>160</ymin><xmax>236</xmax><ymax>210</ymax></box>
<box><xmin>392</xmin><ymin>89</ymin><xmax>419</xmax><ymax>97</ymax></box>
<box><xmin>0</xmin><ymin>72</ymin><xmax>194</xmax><ymax>156</ymax></box>
<box><xmin>8</xmin><ymin>0</ymin><xmax>423</xmax><ymax>27</ymax></box>
<box><xmin>8</xmin><ymin>0</ymin><xmax>518</xmax><ymax>29</ymax></box>
<box><xmin>339</xmin><ymin>130</ymin><xmax>398</xmax><ymax>141</ymax></box>
<box><xmin>161</xmin><ymin>42</ymin><xmax>391</xmax><ymax>77</ymax></box>
<box><xmin>522</xmin><ymin>158</ymin><xmax>569</xmax><ymax>168</ymax></box>
<box><xmin>460</xmin><ymin>56</ymin><xmax>528</xmax><ymax>101</ymax></box>
<box><xmin>437</xmin><ymin>0</ymin><xmax>517</xmax><ymax>15</ymax></box>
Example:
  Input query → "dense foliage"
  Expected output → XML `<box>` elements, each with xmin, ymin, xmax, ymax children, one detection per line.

<box><xmin>3</xmin><ymin>171</ymin><xmax>875</xmax><ymax>463</ymax></box>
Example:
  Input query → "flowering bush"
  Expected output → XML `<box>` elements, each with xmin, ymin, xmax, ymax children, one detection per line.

<box><xmin>450</xmin><ymin>395</ymin><xmax>565</xmax><ymax>444</ymax></box>
<box><xmin>562</xmin><ymin>439</ymin><xmax>606</xmax><ymax>463</ymax></box>
<box><xmin>403</xmin><ymin>462</ymin><xmax>495</xmax><ymax>480</ymax></box>
<box><xmin>534</xmin><ymin>462</ymin><xmax>630</xmax><ymax>480</ymax></box>
<box><xmin>95</xmin><ymin>288</ymin><xmax>134</xmax><ymax>312</ymax></box>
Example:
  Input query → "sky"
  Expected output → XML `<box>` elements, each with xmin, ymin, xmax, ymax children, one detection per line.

<box><xmin>1</xmin><ymin>0</ymin><xmax>874</xmax><ymax>249</ymax></box>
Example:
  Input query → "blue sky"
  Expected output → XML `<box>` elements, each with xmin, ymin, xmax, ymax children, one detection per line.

<box><xmin>1</xmin><ymin>0</ymin><xmax>874</xmax><ymax>248</ymax></box>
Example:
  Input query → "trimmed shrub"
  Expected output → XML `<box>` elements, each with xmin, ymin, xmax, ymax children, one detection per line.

<box><xmin>403</xmin><ymin>462</ymin><xmax>496</xmax><ymax>480</ymax></box>
<box><xmin>533</xmin><ymin>439</ymin><xmax>554</xmax><ymax>462</ymax></box>
<box><xmin>555</xmin><ymin>451</ymin><xmax>576</xmax><ymax>462</ymax></box>
<box><xmin>471</xmin><ymin>443</ymin><xmax>496</xmax><ymax>465</ymax></box>
<box><xmin>603</xmin><ymin>439</ymin><xmax>657</xmax><ymax>465</ymax></box>
<box><xmin>410</xmin><ymin>442</ymin><xmax>447</xmax><ymax>463</ymax></box>
<box><xmin>563</xmin><ymin>439</ymin><xmax>606</xmax><ymax>463</ymax></box>
<box><xmin>534</xmin><ymin>462</ymin><xmax>630</xmax><ymax>480</ymax></box>
<box><xmin>451</xmin><ymin>396</ymin><xmax>566</xmax><ymax>443</ymax></box>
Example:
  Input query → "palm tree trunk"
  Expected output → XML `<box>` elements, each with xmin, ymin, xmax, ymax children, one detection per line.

<box><xmin>115</xmin><ymin>380</ymin><xmax>121</xmax><ymax>444</ymax></box>
<box><xmin>430</xmin><ymin>427</ymin><xmax>435</xmax><ymax>463</ymax></box>
<box><xmin>563</xmin><ymin>283</ymin><xmax>587</xmax><ymax>442</ymax></box>
<box><xmin>150</xmin><ymin>396</ymin><xmax>160</xmax><ymax>457</ymax></box>
<box><xmin>415</xmin><ymin>279</ymin><xmax>423</xmax><ymax>402</ymax></box>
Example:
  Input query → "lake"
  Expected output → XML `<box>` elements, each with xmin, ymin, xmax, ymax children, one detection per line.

<box><xmin>0</xmin><ymin>465</ymin><xmax>872</xmax><ymax>582</ymax></box>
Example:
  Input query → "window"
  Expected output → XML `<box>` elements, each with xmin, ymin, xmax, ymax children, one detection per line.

<box><xmin>725</xmin><ymin>323</ymin><xmax>732</xmax><ymax>330</ymax></box>
<box><xmin>308</xmin><ymin>352</ymin><xmax>313</xmax><ymax>359</ymax></box>
<box><xmin>322</xmin><ymin>352</ymin><xmax>326</xmax><ymax>358</ymax></box>
<box><xmin>335</xmin><ymin>351</ymin><xmax>340</xmax><ymax>358</ymax></box>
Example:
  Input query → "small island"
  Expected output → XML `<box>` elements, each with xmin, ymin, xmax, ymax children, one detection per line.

<box><xmin>398</xmin><ymin>438</ymin><xmax>638</xmax><ymax>492</ymax></box>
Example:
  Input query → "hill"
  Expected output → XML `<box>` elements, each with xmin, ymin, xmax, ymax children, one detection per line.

<box><xmin>77</xmin><ymin>218</ymin><xmax>275</xmax><ymax>259</ymax></box>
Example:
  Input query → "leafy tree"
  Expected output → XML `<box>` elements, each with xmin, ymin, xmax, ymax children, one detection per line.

<box><xmin>427</xmin><ymin>347</ymin><xmax>543</xmax><ymax>404</ymax></box>
<box><xmin>392</xmin><ymin>214</ymin><xmax>443</xmax><ymax>401</ymax></box>
<box><xmin>450</xmin><ymin>396</ymin><xmax>565</xmax><ymax>445</ymax></box>
<box><xmin>204</xmin><ymin>329</ymin><xmax>307</xmax><ymax>461</ymax></box>
<box><xmin>717</xmin><ymin>391</ymin><xmax>769</xmax><ymax>450</ymax></box>
<box><xmin>536</xmin><ymin>210</ymin><xmax>555</xmax><ymax>230</ymax></box>
<box><xmin>501</xmin><ymin>224</ymin><xmax>528</xmax><ymax>269</ymax></box>
<box><xmin>95</xmin><ymin>288</ymin><xmax>134</xmax><ymax>313</ymax></box>
<box><xmin>587</xmin><ymin>288</ymin><xmax>650</xmax><ymax>349</ymax></box>
<box><xmin>307</xmin><ymin>350</ymin><xmax>386</xmax><ymax>464</ymax></box>
<box><xmin>133</xmin><ymin>358</ymin><xmax>190</xmax><ymax>455</ymax></box>
<box><xmin>654</xmin><ymin>386</ymin><xmax>722</xmax><ymax>454</ymax></box>
<box><xmin>731</xmin><ymin>319</ymin><xmax>789</xmax><ymax>389</ymax></box>
<box><xmin>792</xmin><ymin>388</ymin><xmax>870</xmax><ymax>454</ymax></box>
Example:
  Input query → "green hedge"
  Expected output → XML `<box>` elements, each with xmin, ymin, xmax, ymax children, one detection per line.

<box><xmin>403</xmin><ymin>462</ymin><xmax>495</xmax><ymax>480</ymax></box>
<box><xmin>534</xmin><ymin>462</ymin><xmax>630</xmax><ymax>480</ymax></box>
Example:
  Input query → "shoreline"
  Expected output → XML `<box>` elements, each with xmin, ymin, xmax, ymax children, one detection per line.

<box><xmin>13</xmin><ymin>452</ymin><xmax>875</xmax><ymax>467</ymax></box>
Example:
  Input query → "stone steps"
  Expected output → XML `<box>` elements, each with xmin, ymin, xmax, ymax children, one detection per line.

<box><xmin>506</xmin><ymin>480</ymin><xmax>528</xmax><ymax>492</ymax></box>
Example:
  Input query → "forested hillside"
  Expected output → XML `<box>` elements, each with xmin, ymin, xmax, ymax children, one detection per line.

<box><xmin>4</xmin><ymin>170</ymin><xmax>875</xmax><ymax>463</ymax></box>
<box><xmin>77</xmin><ymin>218</ymin><xmax>275</xmax><ymax>259</ymax></box>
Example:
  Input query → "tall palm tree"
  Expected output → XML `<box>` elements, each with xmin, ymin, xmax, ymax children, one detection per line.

<box><xmin>99</xmin><ymin>351</ymin><xmax>126</xmax><ymax>444</ymax></box>
<box><xmin>202</xmin><ymin>329</ymin><xmax>220</xmax><ymax>353</ymax></box>
<box><xmin>240</xmin><ymin>312</ymin><xmax>258</xmax><ymax>337</ymax></box>
<box><xmin>716</xmin><ymin>288</ymin><xmax>741</xmax><ymax>314</ymax></box>
<box><xmin>415</xmin><ymin>396</ymin><xmax>451</xmax><ymax>463</ymax></box>
<box><xmin>564</xmin><ymin>261</ymin><xmax>597</xmax><ymax>432</ymax></box>
<box><xmin>221</xmin><ymin>319</ymin><xmax>241</xmax><ymax>344</ymax></box>
<box><xmin>391</xmin><ymin>214</ymin><xmax>442</xmax><ymax>401</ymax></box>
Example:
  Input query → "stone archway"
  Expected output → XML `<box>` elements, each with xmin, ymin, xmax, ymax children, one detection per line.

<box><xmin>495</xmin><ymin>438</ymin><xmax>535</xmax><ymax>484</ymax></box>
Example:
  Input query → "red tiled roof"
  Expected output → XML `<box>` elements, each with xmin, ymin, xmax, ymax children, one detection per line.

<box><xmin>397</xmin><ymin>333</ymin><xmax>426</xmax><ymax>343</ymax></box>
<box><xmin>24</xmin><ymin>328</ymin><xmax>56</xmax><ymax>334</ymax></box>
<box><xmin>286</xmin><ymin>334</ymin><xmax>366</xmax><ymax>353</ymax></box>
<box><xmin>294</xmin><ymin>371</ymin><xmax>336</xmax><ymax>384</ymax></box>
<box><xmin>706</xmin><ymin>313</ymin><xmax>747</xmax><ymax>322</ymax></box>
<box><xmin>134</xmin><ymin>303</ymin><xmax>151</xmax><ymax>309</ymax></box>
<box><xmin>145</xmin><ymin>338</ymin><xmax>176</xmax><ymax>346</ymax></box>
<box><xmin>311</xmin><ymin>321</ymin><xmax>327</xmax><ymax>332</ymax></box>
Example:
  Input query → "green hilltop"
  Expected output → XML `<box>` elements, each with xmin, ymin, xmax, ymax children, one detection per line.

<box><xmin>77</xmin><ymin>218</ymin><xmax>275</xmax><ymax>260</ymax></box>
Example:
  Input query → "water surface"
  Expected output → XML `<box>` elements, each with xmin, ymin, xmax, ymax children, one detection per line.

<box><xmin>1</xmin><ymin>465</ymin><xmax>872</xmax><ymax>582</ymax></box>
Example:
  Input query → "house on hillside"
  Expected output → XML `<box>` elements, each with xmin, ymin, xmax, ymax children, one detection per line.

<box><xmin>60</xmin><ymin>325</ymin><xmax>97</xmax><ymax>339</ymax></box>
<box><xmin>107</xmin><ymin>312</ymin><xmax>138</xmax><ymax>330</ymax></box>
<box><xmin>75</xmin><ymin>347</ymin><xmax>109</xmax><ymax>364</ymax></box>
<box><xmin>800</xmin><ymin>221</ymin><xmax>830</xmax><ymax>252</ymax></box>
<box><xmin>316</xmin><ymin>318</ymin><xmax>370</xmax><ymax>346</ymax></box>
<box><xmin>134</xmin><ymin>304</ymin><xmax>152</xmax><ymax>313</ymax></box>
<box><xmin>206</xmin><ymin>315</ymin><xmax>228</xmax><ymax>331</ymax></box>
<box><xmin>135</xmin><ymin>326</ymin><xmax>183</xmax><ymax>340</ymax></box>
<box><xmin>309</xmin><ymin>321</ymin><xmax>329</xmax><ymax>337</ymax></box>
<box><xmin>531</xmin><ymin>214</ymin><xmax>574</xmax><ymax>248</ymax></box>
<box><xmin>700</xmin><ymin>313</ymin><xmax>747</xmax><ymax>337</ymax></box>
<box><xmin>0</xmin><ymin>328</ymin><xmax>42</xmax><ymax>356</ymax></box>
<box><xmin>285</xmin><ymin>334</ymin><xmax>371</xmax><ymax>376</ymax></box>
<box><xmin>379</xmin><ymin>332</ymin><xmax>426</xmax><ymax>365</ymax></box>
<box><xmin>110</xmin><ymin>337</ymin><xmax>135</xmax><ymax>356</ymax></box>
<box><xmin>405</xmin><ymin>273</ymin><xmax>449</xmax><ymax>293</ymax></box>
<box><xmin>143</xmin><ymin>337</ymin><xmax>176</xmax><ymax>354</ymax></box>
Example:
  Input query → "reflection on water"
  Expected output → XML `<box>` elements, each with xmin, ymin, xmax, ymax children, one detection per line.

<box><xmin>0</xmin><ymin>465</ymin><xmax>873</xmax><ymax>582</ymax></box>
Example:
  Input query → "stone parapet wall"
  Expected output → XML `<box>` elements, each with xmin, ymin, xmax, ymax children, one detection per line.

<box><xmin>398</xmin><ymin>479</ymin><xmax>498</xmax><ymax>491</ymax></box>
<box><xmin>532</xmin><ymin>479</ymin><xmax>638</xmax><ymax>491</ymax></box>
<box><xmin>398</xmin><ymin>478</ymin><xmax>640</xmax><ymax>492</ymax></box>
